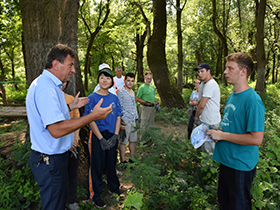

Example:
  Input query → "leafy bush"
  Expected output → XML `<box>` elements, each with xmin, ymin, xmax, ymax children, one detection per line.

<box><xmin>0</xmin><ymin>134</ymin><xmax>41</xmax><ymax>209</ymax></box>
<box><xmin>2</xmin><ymin>83</ymin><xmax>28</xmax><ymax>105</ymax></box>
<box><xmin>123</xmin><ymin>126</ymin><xmax>219</xmax><ymax>209</ymax></box>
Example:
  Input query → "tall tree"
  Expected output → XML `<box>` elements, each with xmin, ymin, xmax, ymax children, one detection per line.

<box><xmin>135</xmin><ymin>30</ymin><xmax>147</xmax><ymax>82</ymax></box>
<box><xmin>20</xmin><ymin>0</ymin><xmax>84</xmax><ymax>97</ymax></box>
<box><xmin>80</xmin><ymin>0</ymin><xmax>110</xmax><ymax>91</ymax></box>
<box><xmin>131</xmin><ymin>1</ymin><xmax>151</xmax><ymax>82</ymax></box>
<box><xmin>170</xmin><ymin>0</ymin><xmax>187</xmax><ymax>93</ymax></box>
<box><xmin>255</xmin><ymin>0</ymin><xmax>266</xmax><ymax>93</ymax></box>
<box><xmin>211</xmin><ymin>0</ymin><xmax>228</xmax><ymax>82</ymax></box>
<box><xmin>147</xmin><ymin>0</ymin><xmax>185</xmax><ymax>109</ymax></box>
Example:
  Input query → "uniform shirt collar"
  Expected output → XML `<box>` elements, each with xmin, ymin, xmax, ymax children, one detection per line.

<box><xmin>42</xmin><ymin>69</ymin><xmax>63</xmax><ymax>88</ymax></box>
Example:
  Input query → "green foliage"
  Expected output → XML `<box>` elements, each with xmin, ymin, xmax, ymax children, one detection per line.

<box><xmin>124</xmin><ymin>124</ymin><xmax>219</xmax><ymax>209</ymax></box>
<box><xmin>0</xmin><ymin>82</ymin><xmax>27</xmax><ymax>105</ymax></box>
<box><xmin>123</xmin><ymin>192</ymin><xmax>144</xmax><ymax>210</ymax></box>
<box><xmin>155</xmin><ymin>107</ymin><xmax>189</xmax><ymax>125</ymax></box>
<box><xmin>0</xmin><ymin>117</ymin><xmax>28</xmax><ymax>134</ymax></box>
<box><xmin>7</xmin><ymin>132</ymin><xmax>31</xmax><ymax>168</ymax></box>
<box><xmin>0</xmin><ymin>135</ymin><xmax>41</xmax><ymax>209</ymax></box>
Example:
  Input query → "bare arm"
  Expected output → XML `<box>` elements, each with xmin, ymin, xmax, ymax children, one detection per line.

<box><xmin>115</xmin><ymin>116</ymin><xmax>121</xmax><ymax>135</ymax></box>
<box><xmin>136</xmin><ymin>96</ymin><xmax>152</xmax><ymax>105</ymax></box>
<box><xmin>189</xmin><ymin>99</ymin><xmax>198</xmax><ymax>105</ymax></box>
<box><xmin>205</xmin><ymin>130</ymin><xmax>264</xmax><ymax>146</ymax></box>
<box><xmin>90</xmin><ymin>121</ymin><xmax>103</xmax><ymax>140</ymax></box>
<box><xmin>47</xmin><ymin>98</ymin><xmax>112</xmax><ymax>138</ymax></box>
<box><xmin>155</xmin><ymin>98</ymin><xmax>160</xmax><ymax>105</ymax></box>
<box><xmin>195</xmin><ymin>97</ymin><xmax>209</xmax><ymax>123</ymax></box>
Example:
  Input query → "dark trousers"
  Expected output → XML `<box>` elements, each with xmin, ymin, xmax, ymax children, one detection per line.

<box><xmin>218</xmin><ymin>164</ymin><xmax>256</xmax><ymax>210</ymax></box>
<box><xmin>30</xmin><ymin>150</ymin><xmax>69</xmax><ymax>210</ymax></box>
<box><xmin>188</xmin><ymin>110</ymin><xmax>196</xmax><ymax>139</ymax></box>
<box><xmin>67</xmin><ymin>147</ymin><xmax>80</xmax><ymax>204</ymax></box>
<box><xmin>88</xmin><ymin>130</ymin><xmax>119</xmax><ymax>201</ymax></box>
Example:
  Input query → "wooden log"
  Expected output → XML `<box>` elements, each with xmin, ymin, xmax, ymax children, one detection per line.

<box><xmin>0</xmin><ymin>130</ymin><xmax>27</xmax><ymax>157</ymax></box>
<box><xmin>0</xmin><ymin>106</ymin><xmax>27</xmax><ymax>117</ymax></box>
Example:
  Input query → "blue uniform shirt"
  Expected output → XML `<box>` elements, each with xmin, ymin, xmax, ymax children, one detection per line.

<box><xmin>26</xmin><ymin>70</ymin><xmax>73</xmax><ymax>155</ymax></box>
<box><xmin>84</xmin><ymin>92</ymin><xmax>122</xmax><ymax>134</ymax></box>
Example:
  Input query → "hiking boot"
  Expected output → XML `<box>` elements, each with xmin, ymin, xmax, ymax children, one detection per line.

<box><xmin>95</xmin><ymin>199</ymin><xmax>106</xmax><ymax>209</ymax></box>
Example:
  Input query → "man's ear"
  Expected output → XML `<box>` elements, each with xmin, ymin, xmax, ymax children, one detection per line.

<box><xmin>241</xmin><ymin>68</ymin><xmax>247</xmax><ymax>76</ymax></box>
<box><xmin>52</xmin><ymin>60</ymin><xmax>59</xmax><ymax>70</ymax></box>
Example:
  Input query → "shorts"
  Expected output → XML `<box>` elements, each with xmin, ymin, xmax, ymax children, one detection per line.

<box><xmin>120</xmin><ymin>120</ymin><xmax>137</xmax><ymax>145</ymax></box>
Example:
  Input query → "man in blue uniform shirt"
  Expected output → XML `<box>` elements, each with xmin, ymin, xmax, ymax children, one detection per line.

<box><xmin>206</xmin><ymin>52</ymin><xmax>265</xmax><ymax>210</ymax></box>
<box><xmin>26</xmin><ymin>44</ymin><xmax>112</xmax><ymax>210</ymax></box>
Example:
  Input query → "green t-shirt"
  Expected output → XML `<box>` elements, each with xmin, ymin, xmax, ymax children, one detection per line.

<box><xmin>213</xmin><ymin>88</ymin><xmax>265</xmax><ymax>171</ymax></box>
<box><xmin>136</xmin><ymin>83</ymin><xmax>155</xmax><ymax>103</ymax></box>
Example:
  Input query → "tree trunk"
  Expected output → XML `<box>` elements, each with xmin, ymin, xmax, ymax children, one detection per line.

<box><xmin>0</xmin><ymin>56</ymin><xmax>7</xmax><ymax>105</ymax></box>
<box><xmin>248</xmin><ymin>31</ymin><xmax>257</xmax><ymax>81</ymax></box>
<box><xmin>147</xmin><ymin>0</ymin><xmax>185</xmax><ymax>109</ymax></box>
<box><xmin>194</xmin><ymin>49</ymin><xmax>203</xmax><ymax>65</ymax></box>
<box><xmin>136</xmin><ymin>31</ymin><xmax>146</xmax><ymax>83</ymax></box>
<box><xmin>20</xmin><ymin>0</ymin><xmax>84</xmax><ymax>97</ymax></box>
<box><xmin>255</xmin><ymin>0</ymin><xmax>266</xmax><ymax>93</ymax></box>
<box><xmin>212</xmin><ymin>0</ymin><xmax>228</xmax><ymax>83</ymax></box>
<box><xmin>81</xmin><ymin>0</ymin><xmax>110</xmax><ymax>91</ymax></box>
<box><xmin>216</xmin><ymin>41</ymin><xmax>223</xmax><ymax>78</ymax></box>
<box><xmin>176</xmin><ymin>0</ymin><xmax>183</xmax><ymax>93</ymax></box>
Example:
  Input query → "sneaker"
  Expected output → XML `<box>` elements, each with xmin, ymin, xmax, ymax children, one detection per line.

<box><xmin>108</xmin><ymin>189</ymin><xmax>121</xmax><ymax>196</ymax></box>
<box><xmin>68</xmin><ymin>202</ymin><xmax>80</xmax><ymax>210</ymax></box>
<box><xmin>116</xmin><ymin>170</ymin><xmax>123</xmax><ymax>176</ymax></box>
<box><xmin>95</xmin><ymin>199</ymin><xmax>106</xmax><ymax>208</ymax></box>
<box><xmin>129</xmin><ymin>158</ymin><xmax>134</xmax><ymax>163</ymax></box>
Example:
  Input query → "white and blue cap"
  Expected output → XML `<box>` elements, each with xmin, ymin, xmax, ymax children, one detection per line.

<box><xmin>191</xmin><ymin>123</ymin><xmax>214</xmax><ymax>149</ymax></box>
<box><xmin>98</xmin><ymin>63</ymin><xmax>111</xmax><ymax>72</ymax></box>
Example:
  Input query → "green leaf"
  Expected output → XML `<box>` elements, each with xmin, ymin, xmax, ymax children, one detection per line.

<box><xmin>123</xmin><ymin>192</ymin><xmax>144</xmax><ymax>210</ymax></box>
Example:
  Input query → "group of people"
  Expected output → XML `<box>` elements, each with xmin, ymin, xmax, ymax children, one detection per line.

<box><xmin>26</xmin><ymin>44</ymin><xmax>159</xmax><ymax>210</ymax></box>
<box><xmin>188</xmin><ymin>54</ymin><xmax>265</xmax><ymax>210</ymax></box>
<box><xmin>26</xmin><ymin>43</ymin><xmax>264</xmax><ymax>210</ymax></box>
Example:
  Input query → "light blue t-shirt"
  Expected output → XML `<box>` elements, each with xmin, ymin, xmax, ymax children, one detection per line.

<box><xmin>26</xmin><ymin>70</ymin><xmax>73</xmax><ymax>155</ymax></box>
<box><xmin>213</xmin><ymin>87</ymin><xmax>265</xmax><ymax>171</ymax></box>
<box><xmin>190</xmin><ymin>91</ymin><xmax>199</xmax><ymax>100</ymax></box>
<box><xmin>84</xmin><ymin>92</ymin><xmax>122</xmax><ymax>134</ymax></box>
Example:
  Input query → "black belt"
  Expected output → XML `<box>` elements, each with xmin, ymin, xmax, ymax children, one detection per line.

<box><xmin>141</xmin><ymin>104</ymin><xmax>154</xmax><ymax>107</ymax></box>
<box><xmin>31</xmin><ymin>149</ymin><xmax>68</xmax><ymax>156</ymax></box>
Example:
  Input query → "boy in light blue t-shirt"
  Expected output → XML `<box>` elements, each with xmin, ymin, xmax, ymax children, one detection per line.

<box><xmin>206</xmin><ymin>53</ymin><xmax>265</xmax><ymax>210</ymax></box>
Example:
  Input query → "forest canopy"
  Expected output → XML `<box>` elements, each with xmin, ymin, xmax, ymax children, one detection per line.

<box><xmin>0</xmin><ymin>0</ymin><xmax>278</xmax><ymax>107</ymax></box>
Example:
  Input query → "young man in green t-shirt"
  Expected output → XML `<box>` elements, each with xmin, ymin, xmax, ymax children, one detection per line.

<box><xmin>206</xmin><ymin>53</ymin><xmax>265</xmax><ymax>210</ymax></box>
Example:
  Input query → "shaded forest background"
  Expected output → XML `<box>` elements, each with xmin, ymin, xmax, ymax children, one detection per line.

<box><xmin>0</xmin><ymin>0</ymin><xmax>278</xmax><ymax>108</ymax></box>
<box><xmin>2</xmin><ymin>1</ymin><xmax>280</xmax><ymax>209</ymax></box>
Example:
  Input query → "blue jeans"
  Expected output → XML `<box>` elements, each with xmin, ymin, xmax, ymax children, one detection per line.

<box><xmin>30</xmin><ymin>150</ymin><xmax>69</xmax><ymax>210</ymax></box>
<box><xmin>218</xmin><ymin>164</ymin><xmax>256</xmax><ymax>210</ymax></box>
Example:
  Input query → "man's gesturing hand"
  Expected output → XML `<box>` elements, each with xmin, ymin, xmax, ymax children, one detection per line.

<box><xmin>91</xmin><ymin>98</ymin><xmax>112</xmax><ymax>120</ymax></box>
<box><xmin>70</xmin><ymin>91</ymin><xmax>90</xmax><ymax>110</ymax></box>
